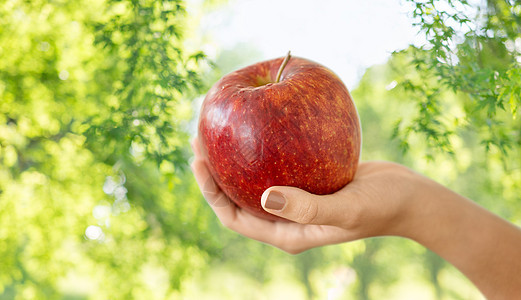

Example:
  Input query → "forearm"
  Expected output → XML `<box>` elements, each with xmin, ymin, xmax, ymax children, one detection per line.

<box><xmin>401</xmin><ymin>178</ymin><xmax>521</xmax><ymax>299</ymax></box>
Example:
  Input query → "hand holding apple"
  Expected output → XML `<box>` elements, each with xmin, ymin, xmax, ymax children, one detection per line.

<box><xmin>197</xmin><ymin>52</ymin><xmax>361</xmax><ymax>220</ymax></box>
<box><xmin>191</xmin><ymin>139</ymin><xmax>420</xmax><ymax>252</ymax></box>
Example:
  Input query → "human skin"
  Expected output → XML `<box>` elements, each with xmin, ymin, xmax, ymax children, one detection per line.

<box><xmin>191</xmin><ymin>138</ymin><xmax>521</xmax><ymax>299</ymax></box>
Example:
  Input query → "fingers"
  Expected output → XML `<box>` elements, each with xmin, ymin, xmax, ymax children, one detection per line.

<box><xmin>190</xmin><ymin>153</ymin><xmax>285</xmax><ymax>245</ymax></box>
<box><xmin>190</xmin><ymin>138</ymin><xmax>236</xmax><ymax>220</ymax></box>
<box><xmin>261</xmin><ymin>186</ymin><xmax>350</xmax><ymax>226</ymax></box>
<box><xmin>190</xmin><ymin>139</ymin><xmax>277</xmax><ymax>234</ymax></box>
<box><xmin>191</xmin><ymin>158</ymin><xmax>231</xmax><ymax>208</ymax></box>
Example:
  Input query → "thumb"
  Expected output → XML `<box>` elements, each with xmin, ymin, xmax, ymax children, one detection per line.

<box><xmin>261</xmin><ymin>186</ymin><xmax>340</xmax><ymax>225</ymax></box>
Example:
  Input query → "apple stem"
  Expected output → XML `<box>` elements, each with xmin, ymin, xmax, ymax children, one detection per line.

<box><xmin>275</xmin><ymin>51</ymin><xmax>291</xmax><ymax>83</ymax></box>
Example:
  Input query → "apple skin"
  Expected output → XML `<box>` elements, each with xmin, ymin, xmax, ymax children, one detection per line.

<box><xmin>198</xmin><ymin>55</ymin><xmax>361</xmax><ymax>221</ymax></box>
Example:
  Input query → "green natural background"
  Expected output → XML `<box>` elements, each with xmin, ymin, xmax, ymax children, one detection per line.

<box><xmin>1</xmin><ymin>0</ymin><xmax>520</xmax><ymax>299</ymax></box>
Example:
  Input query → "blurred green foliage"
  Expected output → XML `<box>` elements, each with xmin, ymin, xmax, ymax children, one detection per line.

<box><xmin>0</xmin><ymin>0</ymin><xmax>520</xmax><ymax>299</ymax></box>
<box><xmin>397</xmin><ymin>0</ymin><xmax>521</xmax><ymax>160</ymax></box>
<box><xmin>0</xmin><ymin>0</ymin><xmax>214</xmax><ymax>298</ymax></box>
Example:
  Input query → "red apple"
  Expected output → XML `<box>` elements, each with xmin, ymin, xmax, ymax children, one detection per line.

<box><xmin>198</xmin><ymin>52</ymin><xmax>361</xmax><ymax>221</ymax></box>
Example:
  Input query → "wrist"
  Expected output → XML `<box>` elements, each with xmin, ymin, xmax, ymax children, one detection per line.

<box><xmin>389</xmin><ymin>172</ymin><xmax>450</xmax><ymax>241</ymax></box>
<box><xmin>394</xmin><ymin>174</ymin><xmax>474</xmax><ymax>248</ymax></box>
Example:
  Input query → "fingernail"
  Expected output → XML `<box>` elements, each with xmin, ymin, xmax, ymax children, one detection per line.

<box><xmin>264</xmin><ymin>191</ymin><xmax>286</xmax><ymax>211</ymax></box>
